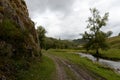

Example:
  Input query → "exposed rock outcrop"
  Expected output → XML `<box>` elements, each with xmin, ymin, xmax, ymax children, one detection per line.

<box><xmin>0</xmin><ymin>0</ymin><xmax>40</xmax><ymax>57</ymax></box>
<box><xmin>0</xmin><ymin>0</ymin><xmax>40</xmax><ymax>79</ymax></box>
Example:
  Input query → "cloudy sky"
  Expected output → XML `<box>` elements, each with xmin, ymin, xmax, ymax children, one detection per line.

<box><xmin>25</xmin><ymin>0</ymin><xmax>120</xmax><ymax>40</ymax></box>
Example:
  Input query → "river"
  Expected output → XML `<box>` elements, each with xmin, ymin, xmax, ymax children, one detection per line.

<box><xmin>78</xmin><ymin>53</ymin><xmax>120</xmax><ymax>73</ymax></box>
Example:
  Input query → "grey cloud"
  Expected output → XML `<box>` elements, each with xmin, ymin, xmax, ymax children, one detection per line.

<box><xmin>25</xmin><ymin>0</ymin><xmax>120</xmax><ymax>39</ymax></box>
<box><xmin>25</xmin><ymin>0</ymin><xmax>47</xmax><ymax>13</ymax></box>
<box><xmin>58</xmin><ymin>32</ymin><xmax>80</xmax><ymax>40</ymax></box>
<box><xmin>25</xmin><ymin>0</ymin><xmax>74</xmax><ymax>15</ymax></box>
<box><xmin>48</xmin><ymin>0</ymin><xmax>74</xmax><ymax>13</ymax></box>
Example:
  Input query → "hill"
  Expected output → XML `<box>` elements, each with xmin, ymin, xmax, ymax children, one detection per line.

<box><xmin>108</xmin><ymin>36</ymin><xmax>120</xmax><ymax>49</ymax></box>
<box><xmin>73</xmin><ymin>39</ymin><xmax>87</xmax><ymax>45</ymax></box>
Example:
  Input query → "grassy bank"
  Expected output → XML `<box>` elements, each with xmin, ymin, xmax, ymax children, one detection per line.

<box><xmin>108</xmin><ymin>36</ymin><xmax>120</xmax><ymax>48</ymax></box>
<box><xmin>99</xmin><ymin>49</ymin><xmax>120</xmax><ymax>60</ymax></box>
<box><xmin>46</xmin><ymin>49</ymin><xmax>120</xmax><ymax>80</ymax></box>
<box><xmin>17</xmin><ymin>55</ymin><xmax>56</xmax><ymax>80</ymax></box>
<box><xmin>80</xmin><ymin>49</ymin><xmax>120</xmax><ymax>61</ymax></box>
<box><xmin>99</xmin><ymin>36</ymin><xmax>120</xmax><ymax>60</ymax></box>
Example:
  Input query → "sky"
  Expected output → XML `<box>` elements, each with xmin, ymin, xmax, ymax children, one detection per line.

<box><xmin>25</xmin><ymin>0</ymin><xmax>120</xmax><ymax>40</ymax></box>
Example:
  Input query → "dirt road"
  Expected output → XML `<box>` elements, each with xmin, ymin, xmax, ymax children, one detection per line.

<box><xmin>45</xmin><ymin>53</ymin><xmax>106</xmax><ymax>80</ymax></box>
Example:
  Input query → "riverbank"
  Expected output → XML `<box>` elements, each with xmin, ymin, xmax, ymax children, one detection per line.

<box><xmin>78</xmin><ymin>53</ymin><xmax>120</xmax><ymax>73</ymax></box>
<box><xmin>79</xmin><ymin>48</ymin><xmax>120</xmax><ymax>61</ymax></box>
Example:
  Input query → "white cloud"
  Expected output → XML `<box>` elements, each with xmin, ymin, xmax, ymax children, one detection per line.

<box><xmin>25</xmin><ymin>0</ymin><xmax>120</xmax><ymax>39</ymax></box>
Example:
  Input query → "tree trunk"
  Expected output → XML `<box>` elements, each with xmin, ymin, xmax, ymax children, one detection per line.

<box><xmin>96</xmin><ymin>49</ymin><xmax>99</xmax><ymax>61</ymax></box>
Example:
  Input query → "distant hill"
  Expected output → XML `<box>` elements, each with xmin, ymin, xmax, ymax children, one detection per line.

<box><xmin>108</xmin><ymin>36</ymin><xmax>120</xmax><ymax>49</ymax></box>
<box><xmin>73</xmin><ymin>39</ymin><xmax>87</xmax><ymax>45</ymax></box>
<box><xmin>73</xmin><ymin>36</ymin><xmax>120</xmax><ymax>49</ymax></box>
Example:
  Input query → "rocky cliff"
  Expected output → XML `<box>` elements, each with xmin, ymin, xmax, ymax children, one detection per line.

<box><xmin>0</xmin><ymin>0</ymin><xmax>40</xmax><ymax>79</ymax></box>
<box><xmin>0</xmin><ymin>0</ymin><xmax>40</xmax><ymax>56</ymax></box>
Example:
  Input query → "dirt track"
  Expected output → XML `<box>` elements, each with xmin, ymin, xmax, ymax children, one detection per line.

<box><xmin>45</xmin><ymin>53</ymin><xmax>106</xmax><ymax>80</ymax></box>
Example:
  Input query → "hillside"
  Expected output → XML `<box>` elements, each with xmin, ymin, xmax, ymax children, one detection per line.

<box><xmin>72</xmin><ymin>36</ymin><xmax>120</xmax><ymax>49</ymax></box>
<box><xmin>73</xmin><ymin>39</ymin><xmax>86</xmax><ymax>44</ymax></box>
<box><xmin>108</xmin><ymin>36</ymin><xmax>120</xmax><ymax>48</ymax></box>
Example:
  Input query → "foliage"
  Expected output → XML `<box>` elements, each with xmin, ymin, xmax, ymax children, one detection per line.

<box><xmin>73</xmin><ymin>39</ymin><xmax>87</xmax><ymax>45</ymax></box>
<box><xmin>82</xmin><ymin>8</ymin><xmax>111</xmax><ymax>61</ymax></box>
<box><xmin>44</xmin><ymin>37</ymin><xmax>77</xmax><ymax>50</ymax></box>
<box><xmin>118</xmin><ymin>33</ymin><xmax>120</xmax><ymax>36</ymax></box>
<box><xmin>37</xmin><ymin>26</ymin><xmax>46</xmax><ymax>49</ymax></box>
<box><xmin>36</xmin><ymin>26</ymin><xmax>77</xmax><ymax>50</ymax></box>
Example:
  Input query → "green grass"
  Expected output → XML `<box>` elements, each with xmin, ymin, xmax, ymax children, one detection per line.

<box><xmin>108</xmin><ymin>36</ymin><xmax>120</xmax><ymax>48</ymax></box>
<box><xmin>81</xmin><ymin>49</ymin><xmax>120</xmax><ymax>60</ymax></box>
<box><xmin>17</xmin><ymin>55</ymin><xmax>56</xmax><ymax>80</ymax></box>
<box><xmin>99</xmin><ymin>49</ymin><xmax>120</xmax><ymax>60</ymax></box>
<box><xmin>46</xmin><ymin>49</ymin><xmax>120</xmax><ymax>80</ymax></box>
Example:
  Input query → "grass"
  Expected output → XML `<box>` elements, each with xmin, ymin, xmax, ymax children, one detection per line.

<box><xmin>99</xmin><ymin>49</ymin><xmax>120</xmax><ymax>60</ymax></box>
<box><xmin>81</xmin><ymin>49</ymin><xmax>120</xmax><ymax>61</ymax></box>
<box><xmin>108</xmin><ymin>36</ymin><xmax>120</xmax><ymax>48</ymax></box>
<box><xmin>46</xmin><ymin>49</ymin><xmax>120</xmax><ymax>80</ymax></box>
<box><xmin>17</xmin><ymin>55</ymin><xmax>56</xmax><ymax>80</ymax></box>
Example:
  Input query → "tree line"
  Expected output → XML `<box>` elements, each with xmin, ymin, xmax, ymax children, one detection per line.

<box><xmin>37</xmin><ymin>26</ymin><xmax>77</xmax><ymax>50</ymax></box>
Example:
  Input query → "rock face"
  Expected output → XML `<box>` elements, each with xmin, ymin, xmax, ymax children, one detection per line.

<box><xmin>0</xmin><ymin>0</ymin><xmax>40</xmax><ymax>79</ymax></box>
<box><xmin>0</xmin><ymin>0</ymin><xmax>40</xmax><ymax>56</ymax></box>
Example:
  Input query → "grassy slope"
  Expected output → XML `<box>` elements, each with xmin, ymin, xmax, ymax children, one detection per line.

<box><xmin>17</xmin><ymin>55</ymin><xmax>56</xmax><ymax>80</ymax></box>
<box><xmin>99</xmin><ymin>49</ymin><xmax>120</xmax><ymax>60</ymax></box>
<box><xmin>108</xmin><ymin>36</ymin><xmax>120</xmax><ymax>48</ymax></box>
<box><xmin>46</xmin><ymin>49</ymin><xmax>120</xmax><ymax>80</ymax></box>
<box><xmin>100</xmin><ymin>36</ymin><xmax>120</xmax><ymax>60</ymax></box>
<box><xmin>82</xmin><ymin>49</ymin><xmax>120</xmax><ymax>61</ymax></box>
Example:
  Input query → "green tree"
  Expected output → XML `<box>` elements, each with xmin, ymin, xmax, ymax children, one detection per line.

<box><xmin>118</xmin><ymin>33</ymin><xmax>120</xmax><ymax>36</ymax></box>
<box><xmin>82</xmin><ymin>8</ymin><xmax>111</xmax><ymax>61</ymax></box>
<box><xmin>37</xmin><ymin>26</ymin><xmax>46</xmax><ymax>49</ymax></box>
<box><xmin>44</xmin><ymin>37</ymin><xmax>54</xmax><ymax>50</ymax></box>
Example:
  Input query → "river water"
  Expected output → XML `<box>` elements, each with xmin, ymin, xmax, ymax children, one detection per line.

<box><xmin>78</xmin><ymin>53</ymin><xmax>120</xmax><ymax>73</ymax></box>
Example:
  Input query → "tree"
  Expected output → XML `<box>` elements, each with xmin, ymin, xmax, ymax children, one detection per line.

<box><xmin>118</xmin><ymin>33</ymin><xmax>120</xmax><ymax>36</ymax></box>
<box><xmin>82</xmin><ymin>8</ymin><xmax>112</xmax><ymax>61</ymax></box>
<box><xmin>37</xmin><ymin>26</ymin><xmax>46</xmax><ymax>49</ymax></box>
